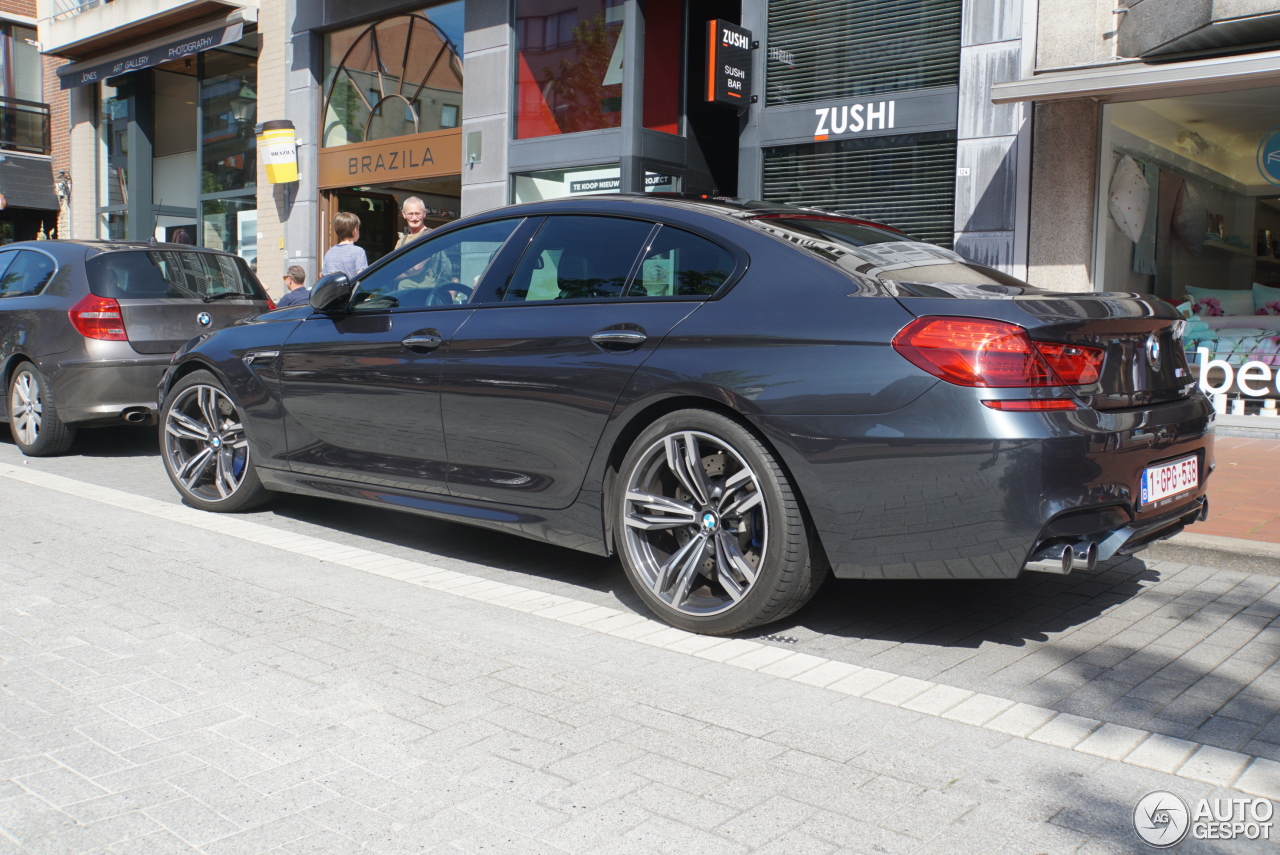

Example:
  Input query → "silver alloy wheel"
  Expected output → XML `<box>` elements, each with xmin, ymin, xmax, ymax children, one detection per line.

<box><xmin>163</xmin><ymin>384</ymin><xmax>250</xmax><ymax>502</ymax></box>
<box><xmin>10</xmin><ymin>372</ymin><xmax>42</xmax><ymax>446</ymax></box>
<box><xmin>622</xmin><ymin>430</ymin><xmax>768</xmax><ymax>616</ymax></box>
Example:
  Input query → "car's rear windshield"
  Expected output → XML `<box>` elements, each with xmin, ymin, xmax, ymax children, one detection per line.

<box><xmin>747</xmin><ymin>215</ymin><xmax>1028</xmax><ymax>289</ymax></box>
<box><xmin>87</xmin><ymin>250</ymin><xmax>265</xmax><ymax>301</ymax></box>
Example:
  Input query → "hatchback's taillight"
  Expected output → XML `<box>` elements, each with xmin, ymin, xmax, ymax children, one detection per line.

<box><xmin>69</xmin><ymin>294</ymin><xmax>129</xmax><ymax>341</ymax></box>
<box><xmin>891</xmin><ymin>317</ymin><xmax>1104</xmax><ymax>388</ymax></box>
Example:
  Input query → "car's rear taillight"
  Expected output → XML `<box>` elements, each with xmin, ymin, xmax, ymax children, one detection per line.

<box><xmin>265</xmin><ymin>296</ymin><xmax>276</xmax><ymax>310</ymax></box>
<box><xmin>69</xmin><ymin>294</ymin><xmax>129</xmax><ymax>341</ymax></box>
<box><xmin>891</xmin><ymin>317</ymin><xmax>1104</xmax><ymax>388</ymax></box>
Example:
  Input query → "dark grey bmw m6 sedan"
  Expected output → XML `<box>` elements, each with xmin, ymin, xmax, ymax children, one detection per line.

<box><xmin>157</xmin><ymin>195</ymin><xmax>1213</xmax><ymax>635</ymax></box>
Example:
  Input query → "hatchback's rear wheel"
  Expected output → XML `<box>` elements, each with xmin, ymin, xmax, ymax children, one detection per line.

<box><xmin>614</xmin><ymin>409</ymin><xmax>826</xmax><ymax>635</ymax></box>
<box><xmin>160</xmin><ymin>370</ymin><xmax>269</xmax><ymax>512</ymax></box>
<box><xmin>7</xmin><ymin>363</ymin><xmax>75</xmax><ymax>457</ymax></box>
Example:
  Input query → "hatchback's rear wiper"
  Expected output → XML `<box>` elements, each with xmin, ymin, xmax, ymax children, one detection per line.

<box><xmin>202</xmin><ymin>292</ymin><xmax>247</xmax><ymax>302</ymax></box>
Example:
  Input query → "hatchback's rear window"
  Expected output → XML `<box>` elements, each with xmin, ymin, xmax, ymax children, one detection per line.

<box><xmin>87</xmin><ymin>250</ymin><xmax>264</xmax><ymax>301</ymax></box>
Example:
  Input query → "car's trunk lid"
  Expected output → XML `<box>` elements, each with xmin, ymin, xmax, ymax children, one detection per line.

<box><xmin>891</xmin><ymin>282</ymin><xmax>1196</xmax><ymax>409</ymax></box>
<box><xmin>86</xmin><ymin>248</ymin><xmax>270</xmax><ymax>354</ymax></box>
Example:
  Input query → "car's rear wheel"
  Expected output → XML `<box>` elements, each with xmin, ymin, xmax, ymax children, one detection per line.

<box><xmin>614</xmin><ymin>409</ymin><xmax>826</xmax><ymax>635</ymax></box>
<box><xmin>160</xmin><ymin>370</ymin><xmax>270</xmax><ymax>512</ymax></box>
<box><xmin>7</xmin><ymin>363</ymin><xmax>75</xmax><ymax>457</ymax></box>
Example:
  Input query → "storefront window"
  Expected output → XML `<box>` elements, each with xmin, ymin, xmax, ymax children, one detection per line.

<box><xmin>515</xmin><ymin>0</ymin><xmax>625</xmax><ymax>139</ymax></box>
<box><xmin>99</xmin><ymin>82</ymin><xmax>129</xmax><ymax>212</ymax></box>
<box><xmin>97</xmin><ymin>35</ymin><xmax>258</xmax><ymax>248</ymax></box>
<box><xmin>763</xmin><ymin>132</ymin><xmax>958</xmax><ymax>248</ymax></box>
<box><xmin>322</xmin><ymin>4</ymin><xmax>465</xmax><ymax>148</ymax></box>
<box><xmin>766</xmin><ymin>0</ymin><xmax>961</xmax><ymax>107</ymax></box>
<box><xmin>201</xmin><ymin>48</ymin><xmax>257</xmax><ymax>194</ymax></box>
<box><xmin>1099</xmin><ymin>86</ymin><xmax>1280</xmax><ymax>311</ymax></box>
<box><xmin>513</xmin><ymin>164</ymin><xmax>678</xmax><ymax>203</ymax></box>
<box><xmin>202</xmin><ymin>197</ymin><xmax>256</xmax><ymax>266</ymax></box>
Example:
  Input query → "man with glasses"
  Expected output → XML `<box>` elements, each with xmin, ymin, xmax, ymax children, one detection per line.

<box><xmin>395</xmin><ymin>196</ymin><xmax>432</xmax><ymax>250</ymax></box>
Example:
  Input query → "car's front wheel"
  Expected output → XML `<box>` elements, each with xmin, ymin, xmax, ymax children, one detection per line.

<box><xmin>7</xmin><ymin>362</ymin><xmax>75</xmax><ymax>457</ymax></box>
<box><xmin>160</xmin><ymin>370</ymin><xmax>270</xmax><ymax>512</ymax></box>
<box><xmin>614</xmin><ymin>409</ymin><xmax>826</xmax><ymax>635</ymax></box>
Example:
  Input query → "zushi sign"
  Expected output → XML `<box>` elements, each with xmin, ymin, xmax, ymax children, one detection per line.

<box><xmin>706</xmin><ymin>20</ymin><xmax>753</xmax><ymax>106</ymax></box>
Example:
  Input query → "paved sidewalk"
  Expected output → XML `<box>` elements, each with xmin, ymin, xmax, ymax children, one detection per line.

<box><xmin>0</xmin><ymin>466</ymin><xmax>1277</xmax><ymax>854</ymax></box>
<box><xmin>1200</xmin><ymin>436</ymin><xmax>1280</xmax><ymax>544</ymax></box>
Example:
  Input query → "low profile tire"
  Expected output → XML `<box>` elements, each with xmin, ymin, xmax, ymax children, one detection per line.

<box><xmin>613</xmin><ymin>409</ymin><xmax>826</xmax><ymax>635</ymax></box>
<box><xmin>7</xmin><ymin>362</ymin><xmax>75</xmax><ymax>457</ymax></box>
<box><xmin>159</xmin><ymin>370</ymin><xmax>270</xmax><ymax>512</ymax></box>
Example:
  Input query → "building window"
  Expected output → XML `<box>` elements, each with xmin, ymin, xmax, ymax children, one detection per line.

<box><xmin>1098</xmin><ymin>85</ymin><xmax>1280</xmax><ymax>319</ymax></box>
<box><xmin>765</xmin><ymin>0</ymin><xmax>961</xmax><ymax>107</ymax></box>
<box><xmin>762</xmin><ymin>132</ymin><xmax>958</xmax><ymax>248</ymax></box>
<box><xmin>513</xmin><ymin>164</ymin><xmax>678</xmax><ymax>203</ymax></box>
<box><xmin>322</xmin><ymin>4</ymin><xmax>465</xmax><ymax>148</ymax></box>
<box><xmin>94</xmin><ymin>33</ymin><xmax>259</xmax><ymax>262</ymax></box>
<box><xmin>0</xmin><ymin>23</ymin><xmax>48</xmax><ymax>156</ymax></box>
<box><xmin>514</xmin><ymin>0</ymin><xmax>626</xmax><ymax>139</ymax></box>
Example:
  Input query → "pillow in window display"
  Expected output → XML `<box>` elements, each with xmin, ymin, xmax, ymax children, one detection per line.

<box><xmin>1253</xmin><ymin>282</ymin><xmax>1280</xmax><ymax>315</ymax></box>
<box><xmin>1199</xmin><ymin>314</ymin><xmax>1280</xmax><ymax>332</ymax></box>
<box><xmin>1185</xmin><ymin>285</ymin><xmax>1254</xmax><ymax>317</ymax></box>
<box><xmin>1171</xmin><ymin>179</ymin><xmax>1207</xmax><ymax>256</ymax></box>
<box><xmin>1108</xmin><ymin>155</ymin><xmax>1148</xmax><ymax>244</ymax></box>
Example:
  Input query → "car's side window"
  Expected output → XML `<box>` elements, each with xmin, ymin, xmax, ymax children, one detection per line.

<box><xmin>503</xmin><ymin>216</ymin><xmax>655</xmax><ymax>302</ymax></box>
<box><xmin>629</xmin><ymin>226</ymin><xmax>736</xmax><ymax>298</ymax></box>
<box><xmin>349</xmin><ymin>219</ymin><xmax>521</xmax><ymax>312</ymax></box>
<box><xmin>0</xmin><ymin>251</ymin><xmax>55</xmax><ymax>298</ymax></box>
<box><xmin>0</xmin><ymin>252</ymin><xmax>16</xmax><ymax>294</ymax></box>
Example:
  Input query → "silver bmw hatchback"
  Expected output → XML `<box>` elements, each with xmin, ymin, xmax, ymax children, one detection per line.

<box><xmin>0</xmin><ymin>241</ymin><xmax>273</xmax><ymax>456</ymax></box>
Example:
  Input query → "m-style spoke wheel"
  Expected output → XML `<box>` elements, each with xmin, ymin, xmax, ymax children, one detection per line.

<box><xmin>160</xmin><ymin>371</ymin><xmax>269</xmax><ymax>512</ymax></box>
<box><xmin>7</xmin><ymin>364</ymin><xmax>74</xmax><ymax>456</ymax></box>
<box><xmin>615</xmin><ymin>410</ymin><xmax>826</xmax><ymax>635</ymax></box>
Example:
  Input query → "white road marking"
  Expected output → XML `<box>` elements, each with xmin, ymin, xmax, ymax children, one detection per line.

<box><xmin>2</xmin><ymin>461</ymin><xmax>1277</xmax><ymax>801</ymax></box>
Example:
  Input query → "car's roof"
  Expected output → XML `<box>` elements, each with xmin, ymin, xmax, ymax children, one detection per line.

<box><xmin>2</xmin><ymin>239</ymin><xmax>241</xmax><ymax>256</ymax></box>
<box><xmin>488</xmin><ymin>193</ymin><xmax>890</xmax><ymax>225</ymax></box>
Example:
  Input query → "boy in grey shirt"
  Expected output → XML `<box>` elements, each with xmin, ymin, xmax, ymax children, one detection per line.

<box><xmin>321</xmin><ymin>212</ymin><xmax>368</xmax><ymax>280</ymax></box>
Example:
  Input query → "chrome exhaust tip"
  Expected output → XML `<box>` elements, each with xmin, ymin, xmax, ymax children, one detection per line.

<box><xmin>1199</xmin><ymin>498</ymin><xmax>1210</xmax><ymax>522</ymax></box>
<box><xmin>1025</xmin><ymin>542</ymin><xmax>1073</xmax><ymax>575</ymax></box>
<box><xmin>1069</xmin><ymin>540</ymin><xmax>1097</xmax><ymax>572</ymax></box>
<box><xmin>121</xmin><ymin>407</ymin><xmax>150</xmax><ymax>423</ymax></box>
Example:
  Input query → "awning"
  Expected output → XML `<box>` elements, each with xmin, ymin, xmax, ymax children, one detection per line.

<box><xmin>56</xmin><ymin>17</ymin><xmax>244</xmax><ymax>90</ymax></box>
<box><xmin>0</xmin><ymin>154</ymin><xmax>59</xmax><ymax>211</ymax></box>
<box><xmin>991</xmin><ymin>49</ymin><xmax>1280</xmax><ymax>104</ymax></box>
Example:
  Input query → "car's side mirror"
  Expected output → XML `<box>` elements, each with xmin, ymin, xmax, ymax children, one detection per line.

<box><xmin>310</xmin><ymin>272</ymin><xmax>352</xmax><ymax>312</ymax></box>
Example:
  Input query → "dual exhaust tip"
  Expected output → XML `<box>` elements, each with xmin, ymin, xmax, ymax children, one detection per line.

<box><xmin>1025</xmin><ymin>540</ymin><xmax>1098</xmax><ymax>575</ymax></box>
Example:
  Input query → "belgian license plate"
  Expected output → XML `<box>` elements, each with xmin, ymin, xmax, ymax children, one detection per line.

<box><xmin>1140</xmin><ymin>455</ymin><xmax>1199</xmax><ymax>506</ymax></box>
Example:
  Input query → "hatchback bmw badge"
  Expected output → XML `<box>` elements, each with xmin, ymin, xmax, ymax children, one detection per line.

<box><xmin>197</xmin><ymin>312</ymin><xmax>212</xmax><ymax>327</ymax></box>
<box><xmin>1145</xmin><ymin>333</ymin><xmax>1161</xmax><ymax>369</ymax></box>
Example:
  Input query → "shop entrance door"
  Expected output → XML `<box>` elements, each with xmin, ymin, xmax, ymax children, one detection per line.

<box><xmin>324</xmin><ymin>190</ymin><xmax>399</xmax><ymax>265</ymax></box>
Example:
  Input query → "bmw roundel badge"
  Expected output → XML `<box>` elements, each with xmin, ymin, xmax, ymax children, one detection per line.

<box><xmin>197</xmin><ymin>312</ymin><xmax>212</xmax><ymax>327</ymax></box>
<box><xmin>1145</xmin><ymin>333</ymin><xmax>1161</xmax><ymax>369</ymax></box>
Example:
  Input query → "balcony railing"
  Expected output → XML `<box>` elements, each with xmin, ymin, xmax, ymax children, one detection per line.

<box><xmin>0</xmin><ymin>97</ymin><xmax>52</xmax><ymax>156</ymax></box>
<box><xmin>49</xmin><ymin>0</ymin><xmax>115</xmax><ymax>22</ymax></box>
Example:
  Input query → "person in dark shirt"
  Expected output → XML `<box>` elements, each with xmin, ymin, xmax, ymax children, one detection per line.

<box><xmin>275</xmin><ymin>265</ymin><xmax>310</xmax><ymax>308</ymax></box>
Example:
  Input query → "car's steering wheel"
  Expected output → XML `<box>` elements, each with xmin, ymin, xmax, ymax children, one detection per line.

<box><xmin>428</xmin><ymin>283</ymin><xmax>474</xmax><ymax>306</ymax></box>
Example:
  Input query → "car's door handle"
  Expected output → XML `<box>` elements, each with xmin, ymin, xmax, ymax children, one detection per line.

<box><xmin>589</xmin><ymin>330</ymin><xmax>647</xmax><ymax>350</ymax></box>
<box><xmin>401</xmin><ymin>332</ymin><xmax>443</xmax><ymax>352</ymax></box>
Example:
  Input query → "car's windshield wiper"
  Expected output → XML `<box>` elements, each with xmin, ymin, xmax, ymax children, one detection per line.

<box><xmin>202</xmin><ymin>292</ymin><xmax>248</xmax><ymax>302</ymax></box>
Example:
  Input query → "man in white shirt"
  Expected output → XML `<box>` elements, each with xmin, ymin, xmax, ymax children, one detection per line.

<box><xmin>395</xmin><ymin>197</ymin><xmax>431</xmax><ymax>250</ymax></box>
